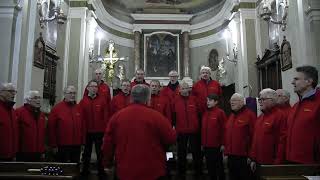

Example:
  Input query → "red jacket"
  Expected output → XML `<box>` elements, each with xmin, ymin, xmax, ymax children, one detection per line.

<box><xmin>130</xmin><ymin>79</ymin><xmax>149</xmax><ymax>88</ymax></box>
<box><xmin>224</xmin><ymin>107</ymin><xmax>256</xmax><ymax>157</ymax></box>
<box><xmin>192</xmin><ymin>79</ymin><xmax>222</xmax><ymax>113</ymax></box>
<box><xmin>286</xmin><ymin>90</ymin><xmax>320</xmax><ymax>164</ymax></box>
<box><xmin>0</xmin><ymin>101</ymin><xmax>18</xmax><ymax>159</ymax></box>
<box><xmin>250</xmin><ymin>107</ymin><xmax>286</xmax><ymax>164</ymax></box>
<box><xmin>160</xmin><ymin>84</ymin><xmax>180</xmax><ymax>108</ymax></box>
<box><xmin>277</xmin><ymin>103</ymin><xmax>291</xmax><ymax>117</ymax></box>
<box><xmin>110</xmin><ymin>92</ymin><xmax>130</xmax><ymax>116</ymax></box>
<box><xmin>84</xmin><ymin>81</ymin><xmax>111</xmax><ymax>104</ymax></box>
<box><xmin>201</xmin><ymin>106</ymin><xmax>227</xmax><ymax>148</ymax></box>
<box><xmin>173</xmin><ymin>95</ymin><xmax>200</xmax><ymax>134</ymax></box>
<box><xmin>80</xmin><ymin>94</ymin><xmax>110</xmax><ymax>133</ymax></box>
<box><xmin>102</xmin><ymin>104</ymin><xmax>176</xmax><ymax>180</ymax></box>
<box><xmin>149</xmin><ymin>94</ymin><xmax>172</xmax><ymax>123</ymax></box>
<box><xmin>48</xmin><ymin>101</ymin><xmax>84</xmax><ymax>147</ymax></box>
<box><xmin>16</xmin><ymin>105</ymin><xmax>46</xmax><ymax>153</ymax></box>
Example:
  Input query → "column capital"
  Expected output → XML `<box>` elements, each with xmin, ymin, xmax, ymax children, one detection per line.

<box><xmin>181</xmin><ymin>27</ymin><xmax>191</xmax><ymax>33</ymax></box>
<box><xmin>133</xmin><ymin>24</ymin><xmax>142</xmax><ymax>33</ymax></box>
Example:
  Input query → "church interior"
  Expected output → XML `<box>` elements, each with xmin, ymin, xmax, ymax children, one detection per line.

<box><xmin>0</xmin><ymin>0</ymin><xmax>320</xmax><ymax>179</ymax></box>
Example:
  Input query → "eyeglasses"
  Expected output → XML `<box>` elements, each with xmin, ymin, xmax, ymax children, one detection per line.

<box><xmin>258</xmin><ymin>97</ymin><xmax>272</xmax><ymax>102</ymax></box>
<box><xmin>1</xmin><ymin>90</ymin><xmax>17</xmax><ymax>93</ymax></box>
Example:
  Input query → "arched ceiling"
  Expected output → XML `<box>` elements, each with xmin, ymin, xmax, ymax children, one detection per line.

<box><xmin>101</xmin><ymin>0</ymin><xmax>226</xmax><ymax>23</ymax></box>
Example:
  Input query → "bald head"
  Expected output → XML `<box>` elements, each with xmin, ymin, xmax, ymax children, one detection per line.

<box><xmin>276</xmin><ymin>89</ymin><xmax>290</xmax><ymax>105</ymax></box>
<box><xmin>25</xmin><ymin>90</ymin><xmax>41</xmax><ymax>108</ymax></box>
<box><xmin>0</xmin><ymin>83</ymin><xmax>16</xmax><ymax>102</ymax></box>
<box><xmin>230</xmin><ymin>93</ymin><xmax>245</xmax><ymax>111</ymax></box>
<box><xmin>94</xmin><ymin>68</ymin><xmax>103</xmax><ymax>82</ymax></box>
<box><xmin>64</xmin><ymin>85</ymin><xmax>77</xmax><ymax>102</ymax></box>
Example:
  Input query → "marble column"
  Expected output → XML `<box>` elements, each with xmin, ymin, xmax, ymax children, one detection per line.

<box><xmin>236</xmin><ymin>9</ymin><xmax>259</xmax><ymax>97</ymax></box>
<box><xmin>134</xmin><ymin>31</ymin><xmax>141</xmax><ymax>70</ymax></box>
<box><xmin>0</xmin><ymin>0</ymin><xmax>22</xmax><ymax>84</ymax></box>
<box><xmin>65</xmin><ymin>7</ymin><xmax>88</xmax><ymax>101</ymax></box>
<box><xmin>182</xmin><ymin>31</ymin><xmax>193</xmax><ymax>85</ymax></box>
<box><xmin>306</xmin><ymin>0</ymin><xmax>320</xmax><ymax>76</ymax></box>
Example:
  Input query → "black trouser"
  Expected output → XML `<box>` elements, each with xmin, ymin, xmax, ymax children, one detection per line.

<box><xmin>16</xmin><ymin>152</ymin><xmax>42</xmax><ymax>162</ymax></box>
<box><xmin>57</xmin><ymin>145</ymin><xmax>81</xmax><ymax>163</ymax></box>
<box><xmin>177</xmin><ymin>133</ymin><xmax>202</xmax><ymax>179</ymax></box>
<box><xmin>203</xmin><ymin>147</ymin><xmax>225</xmax><ymax>180</ymax></box>
<box><xmin>82</xmin><ymin>132</ymin><xmax>104</xmax><ymax>174</ymax></box>
<box><xmin>227</xmin><ymin>155</ymin><xmax>250</xmax><ymax>180</ymax></box>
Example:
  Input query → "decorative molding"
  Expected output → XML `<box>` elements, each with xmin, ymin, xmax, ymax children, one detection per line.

<box><xmin>190</xmin><ymin>20</ymin><xmax>229</xmax><ymax>40</ymax></box>
<box><xmin>190</xmin><ymin>32</ymin><xmax>224</xmax><ymax>48</ymax></box>
<box><xmin>131</xmin><ymin>14</ymin><xmax>193</xmax><ymax>21</ymax></box>
<box><xmin>69</xmin><ymin>0</ymin><xmax>95</xmax><ymax>11</ymax></box>
<box><xmin>231</xmin><ymin>2</ymin><xmax>257</xmax><ymax>13</ymax></box>
<box><xmin>97</xmin><ymin>19</ymin><xmax>134</xmax><ymax>40</ymax></box>
<box><xmin>93</xmin><ymin>0</ymin><xmax>133</xmax><ymax>32</ymax></box>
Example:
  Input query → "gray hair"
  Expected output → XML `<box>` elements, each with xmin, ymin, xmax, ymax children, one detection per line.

<box><xmin>260</xmin><ymin>88</ymin><xmax>277</xmax><ymax>102</ymax></box>
<box><xmin>25</xmin><ymin>90</ymin><xmax>41</xmax><ymax>103</ymax></box>
<box><xmin>131</xmin><ymin>84</ymin><xmax>150</xmax><ymax>104</ymax></box>
<box><xmin>230</xmin><ymin>93</ymin><xmax>245</xmax><ymax>102</ymax></box>
<box><xmin>135</xmin><ymin>69</ymin><xmax>145</xmax><ymax>74</ymax></box>
<box><xmin>0</xmin><ymin>83</ymin><xmax>15</xmax><ymax>91</ymax></box>
<box><xmin>168</xmin><ymin>70</ymin><xmax>178</xmax><ymax>77</ymax></box>
<box><xmin>95</xmin><ymin>68</ymin><xmax>103</xmax><ymax>74</ymax></box>
<box><xmin>150</xmin><ymin>80</ymin><xmax>160</xmax><ymax>86</ymax></box>
<box><xmin>200</xmin><ymin>66</ymin><xmax>211</xmax><ymax>73</ymax></box>
<box><xmin>64</xmin><ymin>85</ymin><xmax>76</xmax><ymax>93</ymax></box>
<box><xmin>180</xmin><ymin>81</ymin><xmax>190</xmax><ymax>88</ymax></box>
<box><xmin>276</xmin><ymin>89</ymin><xmax>290</xmax><ymax>98</ymax></box>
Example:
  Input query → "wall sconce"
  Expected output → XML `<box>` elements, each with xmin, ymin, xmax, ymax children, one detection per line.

<box><xmin>259</xmin><ymin>0</ymin><xmax>289</xmax><ymax>31</ymax></box>
<box><xmin>37</xmin><ymin>0</ymin><xmax>67</xmax><ymax>28</ymax></box>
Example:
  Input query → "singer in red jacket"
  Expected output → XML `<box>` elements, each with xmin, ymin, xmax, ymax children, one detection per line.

<box><xmin>173</xmin><ymin>82</ymin><xmax>202</xmax><ymax>180</ymax></box>
<box><xmin>102</xmin><ymin>84</ymin><xmax>176</xmax><ymax>180</ymax></box>
<box><xmin>130</xmin><ymin>69</ymin><xmax>149</xmax><ymax>88</ymax></box>
<box><xmin>0</xmin><ymin>83</ymin><xmax>18</xmax><ymax>161</ymax></box>
<box><xmin>160</xmin><ymin>70</ymin><xmax>180</xmax><ymax>109</ymax></box>
<box><xmin>16</xmin><ymin>91</ymin><xmax>46</xmax><ymax>162</ymax></box>
<box><xmin>192</xmin><ymin>66</ymin><xmax>222</xmax><ymax>113</ymax></box>
<box><xmin>149</xmin><ymin>80</ymin><xmax>172</xmax><ymax>123</ymax></box>
<box><xmin>202</xmin><ymin>94</ymin><xmax>227</xmax><ymax>180</ymax></box>
<box><xmin>80</xmin><ymin>80</ymin><xmax>110</xmax><ymax>177</ymax></box>
<box><xmin>83</xmin><ymin>68</ymin><xmax>111</xmax><ymax>104</ymax></box>
<box><xmin>225</xmin><ymin>93</ymin><xmax>256</xmax><ymax>180</ymax></box>
<box><xmin>276</xmin><ymin>89</ymin><xmax>291</xmax><ymax>117</ymax></box>
<box><xmin>110</xmin><ymin>80</ymin><xmax>131</xmax><ymax>116</ymax></box>
<box><xmin>250</xmin><ymin>89</ymin><xmax>286</xmax><ymax>172</ymax></box>
<box><xmin>287</xmin><ymin>66</ymin><xmax>320</xmax><ymax>164</ymax></box>
<box><xmin>48</xmin><ymin>86</ymin><xmax>84</xmax><ymax>163</ymax></box>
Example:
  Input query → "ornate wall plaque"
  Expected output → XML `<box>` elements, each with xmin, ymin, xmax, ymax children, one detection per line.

<box><xmin>33</xmin><ymin>33</ymin><xmax>45</xmax><ymax>69</ymax></box>
<box><xmin>280</xmin><ymin>36</ymin><xmax>292</xmax><ymax>71</ymax></box>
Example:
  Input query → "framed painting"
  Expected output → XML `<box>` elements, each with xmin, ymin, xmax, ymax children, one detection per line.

<box><xmin>280</xmin><ymin>36</ymin><xmax>292</xmax><ymax>71</ymax></box>
<box><xmin>144</xmin><ymin>32</ymin><xmax>180</xmax><ymax>78</ymax></box>
<box><xmin>33</xmin><ymin>33</ymin><xmax>45</xmax><ymax>69</ymax></box>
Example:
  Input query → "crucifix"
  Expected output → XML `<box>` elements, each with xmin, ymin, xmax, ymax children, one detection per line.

<box><xmin>102</xmin><ymin>40</ymin><xmax>126</xmax><ymax>87</ymax></box>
